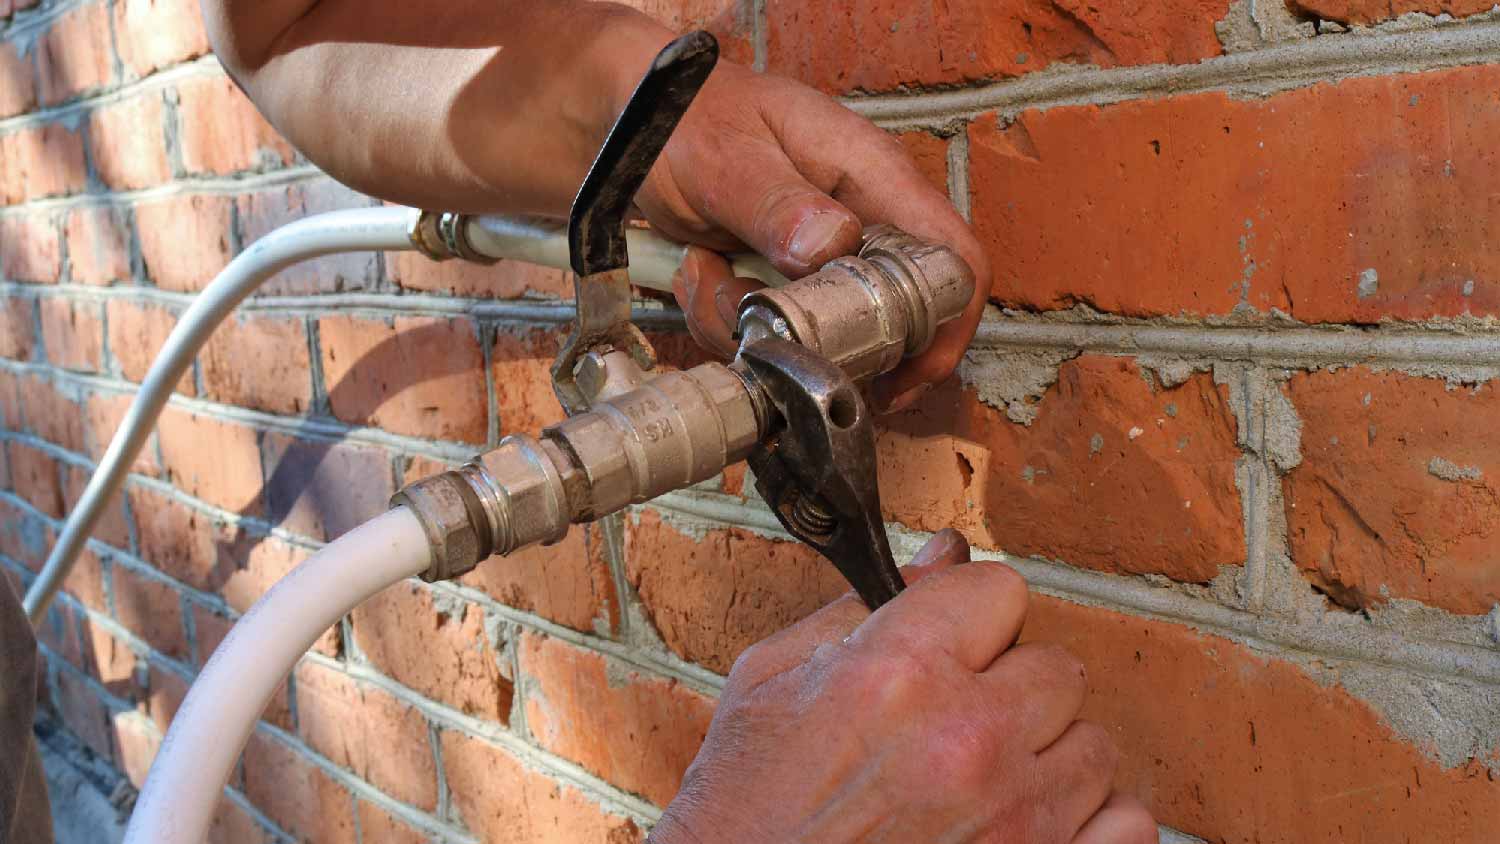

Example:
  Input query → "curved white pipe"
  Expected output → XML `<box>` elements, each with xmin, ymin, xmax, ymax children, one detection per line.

<box><xmin>123</xmin><ymin>506</ymin><xmax>430</xmax><ymax>844</ymax></box>
<box><xmin>23</xmin><ymin>208</ymin><xmax>416</xmax><ymax>624</ymax></box>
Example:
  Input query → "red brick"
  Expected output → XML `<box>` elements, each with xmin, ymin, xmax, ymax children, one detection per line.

<box><xmin>7</xmin><ymin>440</ymin><xmax>63</xmax><ymax>517</ymax></box>
<box><xmin>88</xmin><ymin>95</ymin><xmax>173</xmax><ymax>190</ymax></box>
<box><xmin>242</xmin><ymin>731</ymin><xmax>356</xmax><ymax>844</ymax></box>
<box><xmin>128</xmin><ymin>484</ymin><xmax>236</xmax><ymax>590</ymax></box>
<box><xmin>236</xmin><ymin>181</ymin><xmax>381</xmax><ymax>295</ymax></box>
<box><xmin>462</xmin><ymin>522</ymin><xmax>619</xmax><ymax>634</ymax></box>
<box><xmin>882</xmin><ymin>356</ymin><xmax>1244</xmax><ymax>581</ymax></box>
<box><xmin>61</xmin><ymin>463</ymin><xmax>130</xmax><ymax>548</ymax></box>
<box><xmin>85</xmin><ymin>390</ymin><xmax>161</xmax><ymax>475</ymax></box>
<box><xmin>0</xmin><ymin>213</ymin><xmax>63</xmax><ymax>283</ymax></box>
<box><xmin>0</xmin><ymin>123</ymin><xmax>87</xmax><ymax>202</ymax></box>
<box><xmin>1289</xmin><ymin>0</ymin><xmax>1496</xmax><ymax>24</ymax></box>
<box><xmin>78</xmin><ymin>611</ymin><xmax>136</xmax><ymax>690</ymax></box>
<box><xmin>207</xmin><ymin>797</ymin><xmax>273</xmax><ymax>844</ymax></box>
<box><xmin>61</xmin><ymin>546</ymin><xmax>108</xmax><ymax>612</ymax></box>
<box><xmin>105</xmin><ymin>298</ymin><xmax>195</xmax><ymax>394</ymax></box>
<box><xmin>200</xmin><ymin>312</ymin><xmax>311</xmax><ymax>415</ymax></box>
<box><xmin>898</xmin><ymin>130</ymin><xmax>949</xmax><ymax>194</ymax></box>
<box><xmin>766</xmin><ymin>0</ymin><xmax>1230</xmax><ymax>94</ymax></box>
<box><xmin>354</xmin><ymin>802</ymin><xmax>427</xmax><ymax>844</ymax></box>
<box><xmin>350</xmin><ymin>581</ymin><xmax>513</xmax><ymax>723</ymax></box>
<box><xmin>1284</xmin><ymin>368</ymin><xmax>1500</xmax><ymax>615</ymax></box>
<box><xmin>38</xmin><ymin>297</ymin><xmax>103</xmax><ymax>372</ymax></box>
<box><xmin>625</xmin><ymin>511</ymin><xmax>846</xmax><ymax>673</ymax></box>
<box><xmin>113</xmin><ymin>0</ymin><xmax>211</xmax><ymax>77</ymax></box>
<box><xmin>112</xmin><ymin>711</ymin><xmax>161</xmax><ymax>788</ymax></box>
<box><xmin>1019</xmin><ymin>595</ymin><xmax>1500</xmax><ymax>842</ymax></box>
<box><xmin>0</xmin><ymin>41</ymin><xmax>36</xmax><ymax>117</ymax></box>
<box><xmin>38</xmin><ymin>598</ymin><xmax>85</xmax><ymax>668</ymax></box>
<box><xmin>520</xmin><ymin>632</ymin><xmax>714</xmax><ymax>805</ymax></box>
<box><xmin>0</xmin><ymin>369</ymin><xmax>15</xmax><ymax>430</ymax></box>
<box><xmin>0</xmin><ymin>496</ymin><xmax>51</xmax><ymax>570</ymax></box>
<box><xmin>260</xmin><ymin>432</ymin><xmax>393</xmax><ymax>542</ymax></box>
<box><xmin>491</xmin><ymin>326</ymin><xmax>566</xmax><ymax>434</ymax></box>
<box><xmin>158</xmin><ymin>408</ymin><xmax>264</xmax><ymax>514</ymax></box>
<box><xmin>53</xmin><ymin>667</ymin><xmax>115</xmax><ymax>761</ymax></box>
<box><xmin>0</xmin><ymin>294</ymin><xmax>34</xmax><ymax>360</ymax></box>
<box><xmin>138</xmin><ymin>659</ymin><xmax>188</xmax><ymax>733</ymax></box>
<box><xmin>213</xmin><ymin>532</ymin><xmax>307</xmax><ymax>614</ymax></box>
<box><xmin>16</xmin><ymin>372</ymin><xmax>84</xmax><ymax>451</ymax></box>
<box><xmin>317</xmin><ymin>314</ymin><xmax>488</xmax><ymax>444</ymax></box>
<box><xmin>971</xmin><ymin>66</ymin><xmax>1500</xmax><ymax>321</ymax></box>
<box><xmin>294</xmin><ymin>661</ymin><xmax>438</xmax><ymax>810</ymax></box>
<box><xmin>385</xmin><ymin>253</ymin><xmax>571</xmax><ymax>299</ymax></box>
<box><xmin>113</xmin><ymin>564</ymin><xmax>187</xmax><ymax>659</ymax></box>
<box><xmin>34</xmin><ymin>2</ymin><xmax>115</xmax><ymax>105</ymax></box>
<box><xmin>135</xmin><ymin>194</ymin><xmax>234</xmax><ymax>291</ymax></box>
<box><xmin>65</xmin><ymin>206</ymin><xmax>132</xmax><ymax>285</ymax></box>
<box><xmin>176</xmin><ymin>75</ymin><xmax>296</xmax><ymax>175</ymax></box>
<box><xmin>621</xmin><ymin>0</ymin><xmax>754</xmax><ymax>65</ymax></box>
<box><xmin>441</xmin><ymin>730</ymin><xmax>645</xmax><ymax>843</ymax></box>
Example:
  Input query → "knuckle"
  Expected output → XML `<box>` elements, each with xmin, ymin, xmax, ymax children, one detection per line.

<box><xmin>1033</xmin><ymin>643</ymin><xmax>1086</xmax><ymax>691</ymax></box>
<box><xmin>1120</xmin><ymin>807</ymin><xmax>1160</xmax><ymax>844</ymax></box>
<box><xmin>1073</xmin><ymin>721</ymin><xmax>1120</xmax><ymax>773</ymax></box>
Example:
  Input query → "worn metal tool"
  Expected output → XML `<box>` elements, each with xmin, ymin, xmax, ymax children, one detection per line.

<box><xmin>394</xmin><ymin>32</ymin><xmax>975</xmax><ymax>611</ymax></box>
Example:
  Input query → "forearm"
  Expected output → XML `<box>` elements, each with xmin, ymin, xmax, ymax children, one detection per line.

<box><xmin>202</xmin><ymin>0</ymin><xmax>675</xmax><ymax>214</ymax></box>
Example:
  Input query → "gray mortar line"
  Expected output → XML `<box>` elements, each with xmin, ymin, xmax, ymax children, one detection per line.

<box><xmin>0</xmin><ymin>163</ymin><xmax>327</xmax><ymax>218</ymax></box>
<box><xmin>648</xmin><ymin>491</ymin><xmax>1500</xmax><ymax>686</ymax></box>
<box><xmin>846</xmin><ymin>19</ymin><xmax>1500</xmax><ymax>128</ymax></box>
<box><xmin>297</xmin><ymin>651</ymin><xmax>669</xmax><ymax>827</ymax></box>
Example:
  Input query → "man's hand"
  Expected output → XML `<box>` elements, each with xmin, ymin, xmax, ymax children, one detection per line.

<box><xmin>650</xmin><ymin>530</ymin><xmax>1156</xmax><ymax>844</ymax></box>
<box><xmin>640</xmin><ymin>62</ymin><xmax>990</xmax><ymax>412</ymax></box>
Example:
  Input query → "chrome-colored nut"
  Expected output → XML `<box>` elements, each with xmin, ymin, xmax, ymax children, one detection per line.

<box><xmin>461</xmin><ymin>434</ymin><xmax>570</xmax><ymax>555</ymax></box>
<box><xmin>407</xmin><ymin>210</ymin><xmax>453</xmax><ymax>262</ymax></box>
<box><xmin>859</xmin><ymin>225</ymin><xmax>973</xmax><ymax>356</ymax></box>
<box><xmin>391</xmin><ymin>472</ymin><xmax>488</xmax><ymax>582</ymax></box>
<box><xmin>438</xmin><ymin>213</ymin><xmax>500</xmax><ymax>265</ymax></box>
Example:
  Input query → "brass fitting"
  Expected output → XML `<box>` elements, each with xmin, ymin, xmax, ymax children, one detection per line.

<box><xmin>395</xmin><ymin>362</ymin><xmax>762</xmax><ymax>581</ymax></box>
<box><xmin>736</xmin><ymin>225</ymin><xmax>974</xmax><ymax>382</ymax></box>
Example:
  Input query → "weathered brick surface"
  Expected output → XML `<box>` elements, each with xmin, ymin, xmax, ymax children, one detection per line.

<box><xmin>0</xmin><ymin>41</ymin><xmax>35</xmax><ymax>117</ymax></box>
<box><xmin>0</xmin><ymin>496</ymin><xmax>51</xmax><ymax>570</ymax></box>
<box><xmin>61</xmin><ymin>462</ymin><xmax>130</xmax><ymax>548</ymax></box>
<box><xmin>971</xmin><ymin>65</ymin><xmax>1500</xmax><ymax>321</ymax></box>
<box><xmin>34</xmin><ymin>2</ymin><xmax>115</xmax><ymax>105</ymax></box>
<box><xmin>7</xmin><ymin>440</ymin><xmax>63</xmax><ymax>517</ymax></box>
<box><xmin>88</xmin><ymin>94</ymin><xmax>173</xmax><ymax>190</ymax></box>
<box><xmin>85</xmin><ymin>390</ymin><xmax>161</xmax><ymax>474</ymax></box>
<box><xmin>460</xmin><ymin>523</ymin><xmax>619</xmax><ymax>635</ymax></box>
<box><xmin>0</xmin><ymin>123</ymin><xmax>87</xmax><ymax>202</ymax></box>
<box><xmin>0</xmin><ymin>295</ymin><xmax>33</xmax><ymax>360</ymax></box>
<box><xmin>765</xmin><ymin>0</ymin><xmax>1232</xmax><ymax>94</ymax></box>
<box><xmin>113</xmin><ymin>0</ymin><xmax>211</xmax><ymax>77</ymax></box>
<box><xmin>491</xmin><ymin>326</ymin><xmax>567</xmax><ymax>433</ymax></box>
<box><xmin>520</xmin><ymin>631</ymin><xmax>715</xmax><ymax>806</ymax></box>
<box><xmin>1284</xmin><ymin>368</ymin><xmax>1500</xmax><ymax>615</ymax></box>
<box><xmin>199</xmin><ymin>312</ymin><xmax>312</xmax><ymax>414</ymax></box>
<box><xmin>111</xmin><ymin>712</ymin><xmax>160</xmax><ymax>788</ymax></box>
<box><xmin>64</xmin><ymin>206</ymin><xmax>132</xmax><ymax>285</ymax></box>
<box><xmin>112</xmin><ymin>564</ymin><xmax>188</xmax><ymax>659</ymax></box>
<box><xmin>294</xmin><ymin>661</ymin><xmax>439</xmax><ymax>810</ymax></box>
<box><xmin>157</xmin><ymin>407</ymin><xmax>264</xmax><ymax>514</ymax></box>
<box><xmin>78</xmin><ymin>611</ymin><xmax>135</xmax><ymax>690</ymax></box>
<box><xmin>237</xmin><ymin>180</ymin><xmax>380</xmax><ymax>295</ymax></box>
<box><xmin>207</xmin><ymin>797</ymin><xmax>273</xmax><ymax>844</ymax></box>
<box><xmin>1020</xmin><ymin>595</ymin><xmax>1500</xmax><ymax>843</ymax></box>
<box><xmin>350</xmin><ymin>581</ymin><xmax>513</xmax><ymax>723</ymax></box>
<box><xmin>355</xmin><ymin>801</ymin><xmax>428</xmax><ymax>844</ymax></box>
<box><xmin>135</xmin><ymin>194</ymin><xmax>235</xmax><ymax>291</ymax></box>
<box><xmin>0</xmin><ymin>213</ymin><xmax>62</xmax><ymax>282</ymax></box>
<box><xmin>626</xmin><ymin>510</ymin><xmax>846</xmax><ymax>673</ymax></box>
<box><xmin>105</xmin><ymin>298</ymin><xmax>196</xmax><ymax>394</ymax></box>
<box><xmin>317</xmin><ymin>314</ymin><xmax>488</xmax><ymax>444</ymax></box>
<box><xmin>128</xmin><ymin>484</ymin><xmax>230</xmax><ymax>589</ymax></box>
<box><xmin>441</xmin><ymin>730</ymin><xmax>646</xmax><ymax>843</ymax></box>
<box><xmin>242</xmin><ymin>731</ymin><xmax>356</xmax><ymax>844</ymax></box>
<box><xmin>177</xmin><ymin>75</ymin><xmax>297</xmax><ymax>175</ymax></box>
<box><xmin>38</xmin><ymin>297</ymin><xmax>103</xmax><ymax>372</ymax></box>
<box><xmin>53</xmin><ymin>668</ymin><xmax>115</xmax><ymax>761</ymax></box>
<box><xmin>882</xmin><ymin>357</ymin><xmax>1244</xmax><ymax>581</ymax></box>
<box><xmin>16</xmin><ymin>373</ymin><xmax>84</xmax><ymax>451</ymax></box>
<box><xmin>385</xmin><ymin>253</ymin><xmax>572</xmax><ymax>299</ymax></box>
<box><xmin>260</xmin><ymin>432</ymin><xmax>393</xmax><ymax>541</ymax></box>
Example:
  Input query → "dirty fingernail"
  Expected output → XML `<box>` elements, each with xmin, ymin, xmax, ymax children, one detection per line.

<box><xmin>911</xmin><ymin>528</ymin><xmax>961</xmax><ymax>566</ymax></box>
<box><xmin>788</xmin><ymin>212</ymin><xmax>851</xmax><ymax>268</ymax></box>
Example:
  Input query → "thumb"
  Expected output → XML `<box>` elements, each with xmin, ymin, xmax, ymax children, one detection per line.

<box><xmin>716</xmin><ymin>143</ymin><xmax>863</xmax><ymax>277</ymax></box>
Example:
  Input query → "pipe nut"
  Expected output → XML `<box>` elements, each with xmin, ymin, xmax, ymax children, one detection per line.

<box><xmin>461</xmin><ymin>434</ymin><xmax>570</xmax><ymax>556</ymax></box>
<box><xmin>390</xmin><ymin>472</ymin><xmax>489</xmax><ymax>582</ymax></box>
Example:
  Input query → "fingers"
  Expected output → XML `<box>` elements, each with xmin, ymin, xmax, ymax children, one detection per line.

<box><xmin>982</xmin><ymin>642</ymin><xmax>1088</xmax><ymax>752</ymax></box>
<box><xmin>725</xmin><ymin>529</ymin><xmax>969</xmax><ymax>690</ymax></box>
<box><xmin>1072</xmin><ymin>792</ymin><xmax>1157</xmax><ymax>844</ymax></box>
<box><xmin>672</xmin><ymin>247</ymin><xmax>765</xmax><ymax>357</ymax></box>
<box><xmin>1034</xmin><ymin>721</ymin><xmax>1119</xmax><ymax>841</ymax></box>
<box><xmin>848</xmin><ymin>557</ymin><xmax>1027</xmax><ymax>672</ymax></box>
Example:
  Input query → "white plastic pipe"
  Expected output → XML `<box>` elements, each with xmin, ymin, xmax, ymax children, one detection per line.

<box><xmin>23</xmin><ymin>207</ymin><xmax>416</xmax><ymax>624</ymax></box>
<box><xmin>123</xmin><ymin>506</ymin><xmax>430</xmax><ymax>844</ymax></box>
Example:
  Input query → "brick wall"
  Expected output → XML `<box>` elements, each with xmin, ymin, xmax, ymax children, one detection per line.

<box><xmin>3</xmin><ymin>1</ymin><xmax>1500</xmax><ymax>842</ymax></box>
